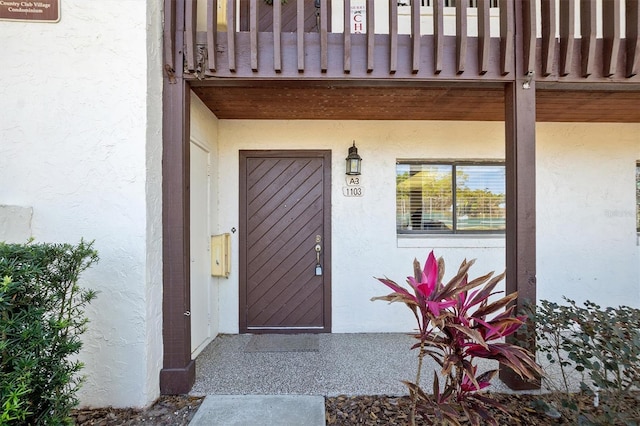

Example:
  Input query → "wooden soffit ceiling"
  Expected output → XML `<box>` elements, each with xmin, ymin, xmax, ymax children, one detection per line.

<box><xmin>191</xmin><ymin>84</ymin><xmax>640</xmax><ymax>123</ymax></box>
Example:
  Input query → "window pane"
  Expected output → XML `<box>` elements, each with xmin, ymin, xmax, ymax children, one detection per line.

<box><xmin>456</xmin><ymin>165</ymin><xmax>505</xmax><ymax>231</ymax></box>
<box><xmin>397</xmin><ymin>164</ymin><xmax>452</xmax><ymax>232</ymax></box>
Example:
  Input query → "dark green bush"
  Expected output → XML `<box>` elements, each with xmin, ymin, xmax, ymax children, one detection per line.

<box><xmin>525</xmin><ymin>298</ymin><xmax>640</xmax><ymax>425</ymax></box>
<box><xmin>0</xmin><ymin>241</ymin><xmax>98</xmax><ymax>425</ymax></box>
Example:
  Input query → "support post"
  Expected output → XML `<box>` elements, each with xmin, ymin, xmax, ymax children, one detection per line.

<box><xmin>499</xmin><ymin>0</ymin><xmax>540</xmax><ymax>391</ymax></box>
<box><xmin>160</xmin><ymin>0</ymin><xmax>195</xmax><ymax>395</ymax></box>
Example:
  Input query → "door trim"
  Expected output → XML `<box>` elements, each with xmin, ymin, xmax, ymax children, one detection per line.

<box><xmin>239</xmin><ymin>150</ymin><xmax>332</xmax><ymax>334</ymax></box>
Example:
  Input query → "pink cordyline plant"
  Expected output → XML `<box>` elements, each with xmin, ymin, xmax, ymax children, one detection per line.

<box><xmin>373</xmin><ymin>251</ymin><xmax>542</xmax><ymax>426</ymax></box>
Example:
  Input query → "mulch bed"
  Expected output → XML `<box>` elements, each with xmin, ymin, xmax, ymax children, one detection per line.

<box><xmin>73</xmin><ymin>391</ymin><xmax>640</xmax><ymax>425</ymax></box>
<box><xmin>325</xmin><ymin>392</ymin><xmax>640</xmax><ymax>425</ymax></box>
<box><xmin>72</xmin><ymin>395</ymin><xmax>205</xmax><ymax>426</ymax></box>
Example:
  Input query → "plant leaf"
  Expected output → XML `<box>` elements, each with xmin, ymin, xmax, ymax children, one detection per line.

<box><xmin>472</xmin><ymin>292</ymin><xmax>518</xmax><ymax>319</ymax></box>
<box><xmin>468</xmin><ymin>270</ymin><xmax>506</xmax><ymax>307</ymax></box>
<box><xmin>448</xmin><ymin>323</ymin><xmax>489</xmax><ymax>348</ymax></box>
<box><xmin>434</xmin><ymin>258</ymin><xmax>476</xmax><ymax>301</ymax></box>
<box><xmin>454</xmin><ymin>270</ymin><xmax>495</xmax><ymax>300</ymax></box>
<box><xmin>433</xmin><ymin>371</ymin><xmax>440</xmax><ymax>400</ymax></box>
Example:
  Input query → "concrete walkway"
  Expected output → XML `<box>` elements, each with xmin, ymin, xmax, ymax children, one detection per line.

<box><xmin>188</xmin><ymin>333</ymin><xmax>521</xmax><ymax>425</ymax></box>
<box><xmin>189</xmin><ymin>395</ymin><xmax>325</xmax><ymax>426</ymax></box>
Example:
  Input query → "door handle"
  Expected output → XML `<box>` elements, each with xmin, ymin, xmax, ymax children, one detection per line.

<box><xmin>314</xmin><ymin>243</ymin><xmax>322</xmax><ymax>276</ymax></box>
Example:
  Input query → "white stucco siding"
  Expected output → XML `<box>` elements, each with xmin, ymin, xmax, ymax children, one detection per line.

<box><xmin>537</xmin><ymin>123</ymin><xmax>640</xmax><ymax>308</ymax></box>
<box><xmin>214</xmin><ymin>119</ymin><xmax>640</xmax><ymax>334</ymax></box>
<box><xmin>144</xmin><ymin>0</ymin><xmax>164</xmax><ymax>409</ymax></box>
<box><xmin>0</xmin><ymin>205</ymin><xmax>33</xmax><ymax>242</ymax></box>
<box><xmin>0</xmin><ymin>1</ymin><xmax>163</xmax><ymax>408</ymax></box>
<box><xmin>216</xmin><ymin>120</ymin><xmax>508</xmax><ymax>333</ymax></box>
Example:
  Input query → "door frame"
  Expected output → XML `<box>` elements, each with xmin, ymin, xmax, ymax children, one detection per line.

<box><xmin>238</xmin><ymin>149</ymin><xmax>332</xmax><ymax>334</ymax></box>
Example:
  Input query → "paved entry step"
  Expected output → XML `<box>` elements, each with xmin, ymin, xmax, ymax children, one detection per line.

<box><xmin>244</xmin><ymin>334</ymin><xmax>320</xmax><ymax>353</ymax></box>
<box><xmin>189</xmin><ymin>395</ymin><xmax>326</xmax><ymax>426</ymax></box>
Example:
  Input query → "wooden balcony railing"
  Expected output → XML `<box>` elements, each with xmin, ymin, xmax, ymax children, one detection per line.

<box><xmin>164</xmin><ymin>0</ymin><xmax>640</xmax><ymax>84</ymax></box>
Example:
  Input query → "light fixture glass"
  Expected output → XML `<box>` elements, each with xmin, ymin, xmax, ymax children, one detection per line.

<box><xmin>345</xmin><ymin>141</ymin><xmax>362</xmax><ymax>175</ymax></box>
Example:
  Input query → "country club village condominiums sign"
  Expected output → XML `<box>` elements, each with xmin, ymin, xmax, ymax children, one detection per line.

<box><xmin>0</xmin><ymin>0</ymin><xmax>59</xmax><ymax>22</ymax></box>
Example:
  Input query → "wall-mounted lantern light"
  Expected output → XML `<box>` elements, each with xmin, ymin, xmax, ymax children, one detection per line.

<box><xmin>345</xmin><ymin>141</ymin><xmax>362</xmax><ymax>175</ymax></box>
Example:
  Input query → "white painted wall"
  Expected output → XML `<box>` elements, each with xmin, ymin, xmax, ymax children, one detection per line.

<box><xmin>190</xmin><ymin>93</ymin><xmax>221</xmax><ymax>356</ymax></box>
<box><xmin>0</xmin><ymin>205</ymin><xmax>33</xmax><ymax>242</ymax></box>
<box><xmin>0</xmin><ymin>0</ymin><xmax>164</xmax><ymax>408</ymax></box>
<box><xmin>216</xmin><ymin>120</ymin><xmax>508</xmax><ymax>333</ymax></box>
<box><xmin>213</xmin><ymin>119</ymin><xmax>640</xmax><ymax>334</ymax></box>
<box><xmin>537</xmin><ymin>122</ymin><xmax>640</xmax><ymax>307</ymax></box>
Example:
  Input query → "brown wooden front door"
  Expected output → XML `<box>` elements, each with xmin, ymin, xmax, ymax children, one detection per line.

<box><xmin>239</xmin><ymin>150</ymin><xmax>331</xmax><ymax>333</ymax></box>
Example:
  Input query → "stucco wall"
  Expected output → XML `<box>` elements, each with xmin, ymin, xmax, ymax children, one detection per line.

<box><xmin>0</xmin><ymin>205</ymin><xmax>33</xmax><ymax>242</ymax></box>
<box><xmin>214</xmin><ymin>120</ymin><xmax>640</xmax><ymax>334</ymax></box>
<box><xmin>0</xmin><ymin>0</ymin><xmax>163</xmax><ymax>408</ymax></box>
<box><xmin>216</xmin><ymin>120</ymin><xmax>508</xmax><ymax>333</ymax></box>
<box><xmin>537</xmin><ymin>122</ymin><xmax>640</xmax><ymax>307</ymax></box>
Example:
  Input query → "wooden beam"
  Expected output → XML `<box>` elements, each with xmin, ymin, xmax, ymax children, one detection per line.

<box><xmin>185</xmin><ymin>0</ymin><xmax>197</xmax><ymax>72</ymax></box>
<box><xmin>227</xmin><ymin>0</ymin><xmax>236</xmax><ymax>72</ymax></box>
<box><xmin>367</xmin><ymin>0</ymin><xmax>375</xmax><ymax>72</ymax></box>
<box><xmin>522</xmin><ymin>0</ymin><xmax>536</xmax><ymax>74</ymax></box>
<box><xmin>389</xmin><ymin>0</ymin><xmax>397</xmax><ymax>74</ymax></box>
<box><xmin>207</xmin><ymin>0</ymin><xmax>217</xmax><ymax>72</ymax></box>
<box><xmin>164</xmin><ymin>0</ymin><xmax>176</xmax><ymax>74</ymax></box>
<box><xmin>297</xmin><ymin>0</ymin><xmax>304</xmax><ymax>72</ymax></box>
<box><xmin>344</xmin><ymin>0</ymin><xmax>351</xmax><ymax>73</ymax></box>
<box><xmin>320</xmin><ymin>0</ymin><xmax>328</xmax><ymax>72</ymax></box>
<box><xmin>541</xmin><ymin>0</ymin><xmax>556</xmax><ymax>76</ymax></box>
<box><xmin>250</xmin><ymin>0</ymin><xmax>258</xmax><ymax>71</ymax></box>
<box><xmin>499</xmin><ymin>0</ymin><xmax>540</xmax><ymax>392</ymax></box>
<box><xmin>477</xmin><ymin>0</ymin><xmax>490</xmax><ymax>75</ymax></box>
<box><xmin>499</xmin><ymin>0</ymin><xmax>514</xmax><ymax>75</ymax></box>
<box><xmin>603</xmin><ymin>0</ymin><xmax>621</xmax><ymax>76</ymax></box>
<box><xmin>411</xmin><ymin>0</ymin><xmax>420</xmax><ymax>73</ymax></box>
<box><xmin>559</xmin><ymin>0</ymin><xmax>575</xmax><ymax>76</ymax></box>
<box><xmin>274</xmin><ymin>0</ymin><xmax>282</xmax><ymax>72</ymax></box>
<box><xmin>456</xmin><ymin>0</ymin><xmax>468</xmax><ymax>74</ymax></box>
<box><xmin>434</xmin><ymin>0</ymin><xmax>443</xmax><ymax>74</ymax></box>
<box><xmin>500</xmin><ymin>83</ymin><xmax>539</xmax><ymax>392</ymax></box>
<box><xmin>626</xmin><ymin>0</ymin><xmax>640</xmax><ymax>77</ymax></box>
<box><xmin>581</xmin><ymin>0</ymin><xmax>596</xmax><ymax>77</ymax></box>
<box><xmin>160</xmin><ymin>0</ymin><xmax>195</xmax><ymax>395</ymax></box>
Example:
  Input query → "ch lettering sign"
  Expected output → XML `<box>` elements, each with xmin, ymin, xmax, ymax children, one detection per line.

<box><xmin>350</xmin><ymin>1</ymin><xmax>365</xmax><ymax>34</ymax></box>
<box><xmin>0</xmin><ymin>0</ymin><xmax>60</xmax><ymax>22</ymax></box>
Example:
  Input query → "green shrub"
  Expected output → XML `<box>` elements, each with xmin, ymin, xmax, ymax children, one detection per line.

<box><xmin>526</xmin><ymin>298</ymin><xmax>640</xmax><ymax>424</ymax></box>
<box><xmin>0</xmin><ymin>240</ymin><xmax>98</xmax><ymax>425</ymax></box>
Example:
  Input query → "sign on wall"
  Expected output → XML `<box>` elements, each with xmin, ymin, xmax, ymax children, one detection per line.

<box><xmin>350</xmin><ymin>0</ymin><xmax>366</xmax><ymax>34</ymax></box>
<box><xmin>343</xmin><ymin>176</ymin><xmax>364</xmax><ymax>197</ymax></box>
<box><xmin>0</xmin><ymin>0</ymin><xmax>60</xmax><ymax>22</ymax></box>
